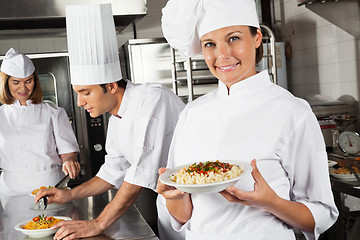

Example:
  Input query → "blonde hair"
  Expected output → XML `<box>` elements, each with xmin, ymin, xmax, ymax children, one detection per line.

<box><xmin>0</xmin><ymin>71</ymin><xmax>43</xmax><ymax>105</ymax></box>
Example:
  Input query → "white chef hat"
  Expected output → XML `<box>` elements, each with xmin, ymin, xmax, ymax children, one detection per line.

<box><xmin>66</xmin><ymin>3</ymin><xmax>122</xmax><ymax>85</ymax></box>
<box><xmin>0</xmin><ymin>48</ymin><xmax>35</xmax><ymax>78</ymax></box>
<box><xmin>162</xmin><ymin>0</ymin><xmax>260</xmax><ymax>58</ymax></box>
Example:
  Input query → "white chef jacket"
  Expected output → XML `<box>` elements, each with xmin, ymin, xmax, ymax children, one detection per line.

<box><xmin>0</xmin><ymin>100</ymin><xmax>79</xmax><ymax>196</ymax></box>
<box><xmin>96</xmin><ymin>81</ymin><xmax>185</xmax><ymax>190</ymax></box>
<box><xmin>158</xmin><ymin>70</ymin><xmax>338</xmax><ymax>240</ymax></box>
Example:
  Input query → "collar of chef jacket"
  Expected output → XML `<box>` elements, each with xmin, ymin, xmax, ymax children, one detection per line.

<box><xmin>116</xmin><ymin>80</ymin><xmax>133</xmax><ymax>118</ymax></box>
<box><xmin>217</xmin><ymin>70</ymin><xmax>271</xmax><ymax>97</ymax></box>
<box><xmin>11</xmin><ymin>99</ymin><xmax>33</xmax><ymax>107</ymax></box>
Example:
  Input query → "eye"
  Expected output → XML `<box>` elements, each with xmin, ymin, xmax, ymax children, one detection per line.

<box><xmin>12</xmin><ymin>81</ymin><xmax>20</xmax><ymax>85</ymax></box>
<box><xmin>203</xmin><ymin>42</ymin><xmax>215</xmax><ymax>48</ymax></box>
<box><xmin>25</xmin><ymin>79</ymin><xmax>33</xmax><ymax>84</ymax></box>
<box><xmin>229</xmin><ymin>36</ymin><xmax>240</xmax><ymax>42</ymax></box>
<box><xmin>83</xmin><ymin>91</ymin><xmax>90</xmax><ymax>96</ymax></box>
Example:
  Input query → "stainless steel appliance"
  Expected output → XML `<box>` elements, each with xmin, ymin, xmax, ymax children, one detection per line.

<box><xmin>121</xmin><ymin>38</ymin><xmax>218</xmax><ymax>102</ymax></box>
<box><xmin>0</xmin><ymin>0</ymin><xmax>147</xmax><ymax>38</ymax></box>
<box><xmin>305</xmin><ymin>94</ymin><xmax>359</xmax><ymax>150</ymax></box>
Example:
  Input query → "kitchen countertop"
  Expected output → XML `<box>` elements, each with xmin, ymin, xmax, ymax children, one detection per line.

<box><xmin>0</xmin><ymin>188</ymin><xmax>159</xmax><ymax>240</ymax></box>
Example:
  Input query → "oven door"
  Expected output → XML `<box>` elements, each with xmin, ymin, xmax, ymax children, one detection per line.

<box><xmin>31</xmin><ymin>54</ymin><xmax>75</xmax><ymax>123</ymax></box>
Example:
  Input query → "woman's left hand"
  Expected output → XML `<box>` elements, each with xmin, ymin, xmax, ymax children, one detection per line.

<box><xmin>61</xmin><ymin>152</ymin><xmax>80</xmax><ymax>179</ymax></box>
<box><xmin>220</xmin><ymin>159</ymin><xmax>278</xmax><ymax>211</ymax></box>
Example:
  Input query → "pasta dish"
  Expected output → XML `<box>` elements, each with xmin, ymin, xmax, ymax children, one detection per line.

<box><xmin>22</xmin><ymin>215</ymin><xmax>63</xmax><ymax>230</ymax></box>
<box><xmin>331</xmin><ymin>166</ymin><xmax>360</xmax><ymax>175</ymax></box>
<box><xmin>31</xmin><ymin>186</ymin><xmax>53</xmax><ymax>195</ymax></box>
<box><xmin>170</xmin><ymin>160</ymin><xmax>243</xmax><ymax>184</ymax></box>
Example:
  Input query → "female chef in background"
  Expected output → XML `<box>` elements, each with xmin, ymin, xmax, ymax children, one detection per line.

<box><xmin>0</xmin><ymin>48</ymin><xmax>80</xmax><ymax>196</ymax></box>
<box><xmin>156</xmin><ymin>0</ymin><xmax>338</xmax><ymax>239</ymax></box>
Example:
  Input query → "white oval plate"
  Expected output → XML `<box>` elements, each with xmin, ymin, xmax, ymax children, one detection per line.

<box><xmin>330</xmin><ymin>168</ymin><xmax>358</xmax><ymax>181</ymax></box>
<box><xmin>330</xmin><ymin>173</ymin><xmax>358</xmax><ymax>181</ymax></box>
<box><xmin>159</xmin><ymin>160</ymin><xmax>252</xmax><ymax>194</ymax></box>
<box><xmin>15</xmin><ymin>216</ymin><xmax>71</xmax><ymax>238</ymax></box>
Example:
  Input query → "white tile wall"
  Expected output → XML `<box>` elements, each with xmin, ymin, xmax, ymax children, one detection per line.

<box><xmin>272</xmin><ymin>0</ymin><xmax>360</xmax><ymax>101</ymax></box>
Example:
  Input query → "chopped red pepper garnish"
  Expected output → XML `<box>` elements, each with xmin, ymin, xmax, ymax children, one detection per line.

<box><xmin>186</xmin><ymin>160</ymin><xmax>233</xmax><ymax>176</ymax></box>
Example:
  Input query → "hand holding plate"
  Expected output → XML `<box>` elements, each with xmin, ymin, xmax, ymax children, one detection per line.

<box><xmin>157</xmin><ymin>168</ymin><xmax>188</xmax><ymax>200</ymax></box>
<box><xmin>220</xmin><ymin>159</ymin><xmax>278</xmax><ymax>211</ymax></box>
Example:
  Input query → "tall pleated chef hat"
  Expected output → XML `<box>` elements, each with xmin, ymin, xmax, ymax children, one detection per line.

<box><xmin>162</xmin><ymin>0</ymin><xmax>260</xmax><ymax>58</ymax></box>
<box><xmin>0</xmin><ymin>48</ymin><xmax>35</xmax><ymax>78</ymax></box>
<box><xmin>66</xmin><ymin>3</ymin><xmax>122</xmax><ymax>85</ymax></box>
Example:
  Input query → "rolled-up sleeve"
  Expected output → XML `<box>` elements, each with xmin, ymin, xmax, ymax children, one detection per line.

<box><xmin>282</xmin><ymin>111</ymin><xmax>338</xmax><ymax>240</ymax></box>
<box><xmin>96</xmin><ymin>155</ymin><xmax>129</xmax><ymax>188</ymax></box>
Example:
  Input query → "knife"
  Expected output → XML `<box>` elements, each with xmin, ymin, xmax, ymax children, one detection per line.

<box><xmin>54</xmin><ymin>174</ymin><xmax>71</xmax><ymax>189</ymax></box>
<box><xmin>347</xmin><ymin>163</ymin><xmax>360</xmax><ymax>183</ymax></box>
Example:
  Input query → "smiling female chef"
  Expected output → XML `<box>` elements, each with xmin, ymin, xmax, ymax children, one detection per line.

<box><xmin>0</xmin><ymin>48</ymin><xmax>80</xmax><ymax>196</ymax></box>
<box><xmin>156</xmin><ymin>0</ymin><xmax>339</xmax><ymax>240</ymax></box>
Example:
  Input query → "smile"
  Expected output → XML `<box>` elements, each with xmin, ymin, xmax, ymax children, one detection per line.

<box><xmin>217</xmin><ymin>63</ymin><xmax>239</xmax><ymax>71</ymax></box>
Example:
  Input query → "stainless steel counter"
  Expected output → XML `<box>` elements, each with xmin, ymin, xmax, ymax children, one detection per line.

<box><xmin>0</xmin><ymin>189</ymin><xmax>159</xmax><ymax>240</ymax></box>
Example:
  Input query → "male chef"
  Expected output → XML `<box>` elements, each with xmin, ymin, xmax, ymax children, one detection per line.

<box><xmin>36</xmin><ymin>4</ymin><xmax>184</xmax><ymax>239</ymax></box>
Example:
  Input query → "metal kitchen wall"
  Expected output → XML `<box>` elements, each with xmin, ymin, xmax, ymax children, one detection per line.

<box><xmin>120</xmin><ymin>38</ymin><xmax>218</xmax><ymax>102</ymax></box>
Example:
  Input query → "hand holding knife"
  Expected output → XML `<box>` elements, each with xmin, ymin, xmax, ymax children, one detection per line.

<box><xmin>37</xmin><ymin>174</ymin><xmax>71</xmax><ymax>210</ymax></box>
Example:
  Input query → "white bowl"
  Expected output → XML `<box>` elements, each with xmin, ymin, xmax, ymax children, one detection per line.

<box><xmin>15</xmin><ymin>216</ymin><xmax>71</xmax><ymax>238</ymax></box>
<box><xmin>330</xmin><ymin>167</ymin><xmax>358</xmax><ymax>181</ymax></box>
<box><xmin>160</xmin><ymin>160</ymin><xmax>252</xmax><ymax>194</ymax></box>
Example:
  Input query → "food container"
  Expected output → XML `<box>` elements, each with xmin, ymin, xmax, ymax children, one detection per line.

<box><xmin>332</xmin><ymin>115</ymin><xmax>359</xmax><ymax>126</ymax></box>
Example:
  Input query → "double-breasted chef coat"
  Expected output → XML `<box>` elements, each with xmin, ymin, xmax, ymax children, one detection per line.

<box><xmin>96</xmin><ymin>80</ymin><xmax>185</xmax><ymax>191</ymax></box>
<box><xmin>157</xmin><ymin>70</ymin><xmax>338</xmax><ymax>240</ymax></box>
<box><xmin>0</xmin><ymin>100</ymin><xmax>79</xmax><ymax>196</ymax></box>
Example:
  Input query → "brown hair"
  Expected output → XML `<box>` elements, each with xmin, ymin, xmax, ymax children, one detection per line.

<box><xmin>249</xmin><ymin>26</ymin><xmax>263</xmax><ymax>65</ymax></box>
<box><xmin>100</xmin><ymin>79</ymin><xmax>127</xmax><ymax>93</ymax></box>
<box><xmin>0</xmin><ymin>71</ymin><xmax>43</xmax><ymax>105</ymax></box>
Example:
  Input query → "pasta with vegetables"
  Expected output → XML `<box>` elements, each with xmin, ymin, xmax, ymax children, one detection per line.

<box><xmin>170</xmin><ymin>160</ymin><xmax>243</xmax><ymax>184</ymax></box>
<box><xmin>22</xmin><ymin>215</ymin><xmax>64</xmax><ymax>230</ymax></box>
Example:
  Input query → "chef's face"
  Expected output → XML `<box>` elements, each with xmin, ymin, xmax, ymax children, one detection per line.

<box><xmin>8</xmin><ymin>74</ymin><xmax>34</xmax><ymax>105</ymax></box>
<box><xmin>73</xmin><ymin>84</ymin><xmax>116</xmax><ymax>118</ymax></box>
<box><xmin>200</xmin><ymin>25</ymin><xmax>262</xmax><ymax>88</ymax></box>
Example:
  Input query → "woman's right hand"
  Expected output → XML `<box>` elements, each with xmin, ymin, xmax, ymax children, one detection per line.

<box><xmin>35</xmin><ymin>187</ymin><xmax>72</xmax><ymax>205</ymax></box>
<box><xmin>156</xmin><ymin>168</ymin><xmax>188</xmax><ymax>200</ymax></box>
<box><xmin>157</xmin><ymin>168</ymin><xmax>192</xmax><ymax>224</ymax></box>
